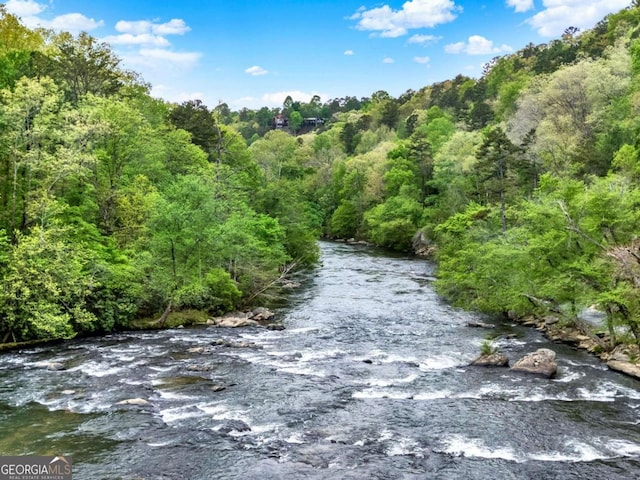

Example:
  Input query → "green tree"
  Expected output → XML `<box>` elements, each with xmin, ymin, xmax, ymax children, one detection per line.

<box><xmin>289</xmin><ymin>110</ymin><xmax>303</xmax><ymax>134</ymax></box>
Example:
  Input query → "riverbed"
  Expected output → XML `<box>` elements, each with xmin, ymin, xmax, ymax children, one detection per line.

<box><xmin>1</xmin><ymin>241</ymin><xmax>640</xmax><ymax>479</ymax></box>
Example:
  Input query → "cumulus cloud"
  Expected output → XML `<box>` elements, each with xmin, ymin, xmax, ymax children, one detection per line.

<box><xmin>6</xmin><ymin>1</ymin><xmax>104</xmax><ymax>33</ymax></box>
<box><xmin>5</xmin><ymin>0</ymin><xmax>45</xmax><ymax>16</ymax></box>
<box><xmin>41</xmin><ymin>13</ymin><xmax>104</xmax><ymax>32</ymax></box>
<box><xmin>151</xmin><ymin>84</ymin><xmax>206</xmax><ymax>103</ymax></box>
<box><xmin>351</xmin><ymin>0</ymin><xmax>460</xmax><ymax>38</ymax></box>
<box><xmin>153</xmin><ymin>19</ymin><xmax>191</xmax><ymax>35</ymax></box>
<box><xmin>527</xmin><ymin>0</ymin><xmax>631</xmax><ymax>37</ymax></box>
<box><xmin>107</xmin><ymin>18</ymin><xmax>199</xmax><ymax>72</ymax></box>
<box><xmin>108</xmin><ymin>18</ymin><xmax>190</xmax><ymax>47</ymax></box>
<box><xmin>413</xmin><ymin>56</ymin><xmax>431</xmax><ymax>64</ymax></box>
<box><xmin>123</xmin><ymin>48</ymin><xmax>202</xmax><ymax>71</ymax></box>
<box><xmin>115</xmin><ymin>19</ymin><xmax>190</xmax><ymax>36</ymax></box>
<box><xmin>103</xmin><ymin>33</ymin><xmax>170</xmax><ymax>47</ymax></box>
<box><xmin>344</xmin><ymin>49</ymin><xmax>355</xmax><ymax>56</ymax></box>
<box><xmin>245</xmin><ymin>65</ymin><xmax>268</xmax><ymax>76</ymax></box>
<box><xmin>383</xmin><ymin>57</ymin><xmax>395</xmax><ymax>64</ymax></box>
<box><xmin>445</xmin><ymin>35</ymin><xmax>513</xmax><ymax>55</ymax></box>
<box><xmin>506</xmin><ymin>0</ymin><xmax>534</xmax><ymax>13</ymax></box>
<box><xmin>407</xmin><ymin>34</ymin><xmax>442</xmax><ymax>45</ymax></box>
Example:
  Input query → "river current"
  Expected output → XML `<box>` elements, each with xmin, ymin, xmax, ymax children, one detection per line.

<box><xmin>1</xmin><ymin>241</ymin><xmax>640</xmax><ymax>479</ymax></box>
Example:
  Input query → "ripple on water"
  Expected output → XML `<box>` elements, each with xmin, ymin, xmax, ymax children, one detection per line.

<box><xmin>438</xmin><ymin>434</ymin><xmax>640</xmax><ymax>464</ymax></box>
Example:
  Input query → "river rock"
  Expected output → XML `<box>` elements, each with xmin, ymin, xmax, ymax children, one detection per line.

<box><xmin>250</xmin><ymin>307</ymin><xmax>275</xmax><ymax>321</ymax></box>
<box><xmin>511</xmin><ymin>348</ymin><xmax>557</xmax><ymax>378</ymax></box>
<box><xmin>218</xmin><ymin>420</ymin><xmax>251</xmax><ymax>434</ymax></box>
<box><xmin>187</xmin><ymin>346</ymin><xmax>209</xmax><ymax>354</ymax></box>
<box><xmin>211</xmin><ymin>339</ymin><xmax>262</xmax><ymax>349</ymax></box>
<box><xmin>211</xmin><ymin>385</ymin><xmax>226</xmax><ymax>392</ymax></box>
<box><xmin>116</xmin><ymin>398</ymin><xmax>150</xmax><ymax>406</ymax></box>
<box><xmin>607</xmin><ymin>360</ymin><xmax>640</xmax><ymax>380</ymax></box>
<box><xmin>466</xmin><ymin>321</ymin><xmax>495</xmax><ymax>329</ymax></box>
<box><xmin>471</xmin><ymin>352</ymin><xmax>509</xmax><ymax>367</ymax></box>
<box><xmin>266</xmin><ymin>323</ymin><xmax>285</xmax><ymax>331</ymax></box>
<box><xmin>213</xmin><ymin>317</ymin><xmax>260</xmax><ymax>328</ymax></box>
<box><xmin>44</xmin><ymin>362</ymin><xmax>66</xmax><ymax>371</ymax></box>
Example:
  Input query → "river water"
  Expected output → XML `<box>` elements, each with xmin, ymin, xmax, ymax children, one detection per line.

<box><xmin>1</xmin><ymin>241</ymin><xmax>640</xmax><ymax>479</ymax></box>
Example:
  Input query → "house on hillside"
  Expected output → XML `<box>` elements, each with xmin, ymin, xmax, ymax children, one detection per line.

<box><xmin>303</xmin><ymin>117</ymin><xmax>325</xmax><ymax>127</ymax></box>
<box><xmin>274</xmin><ymin>114</ymin><xmax>288</xmax><ymax>128</ymax></box>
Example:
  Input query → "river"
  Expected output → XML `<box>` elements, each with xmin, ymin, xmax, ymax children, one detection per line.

<box><xmin>1</xmin><ymin>241</ymin><xmax>640</xmax><ymax>479</ymax></box>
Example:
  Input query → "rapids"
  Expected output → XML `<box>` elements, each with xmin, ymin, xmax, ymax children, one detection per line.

<box><xmin>1</xmin><ymin>241</ymin><xmax>640</xmax><ymax>479</ymax></box>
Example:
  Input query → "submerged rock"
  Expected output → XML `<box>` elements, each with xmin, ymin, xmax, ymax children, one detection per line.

<box><xmin>116</xmin><ymin>398</ymin><xmax>151</xmax><ymax>406</ymax></box>
<box><xmin>218</xmin><ymin>420</ymin><xmax>251</xmax><ymax>434</ymax></box>
<box><xmin>45</xmin><ymin>362</ymin><xmax>66</xmax><ymax>371</ymax></box>
<box><xmin>211</xmin><ymin>339</ymin><xmax>262</xmax><ymax>349</ymax></box>
<box><xmin>511</xmin><ymin>348</ymin><xmax>557</xmax><ymax>378</ymax></box>
<box><xmin>266</xmin><ymin>323</ymin><xmax>285</xmax><ymax>331</ymax></box>
<box><xmin>466</xmin><ymin>321</ymin><xmax>495</xmax><ymax>329</ymax></box>
<box><xmin>471</xmin><ymin>352</ymin><xmax>509</xmax><ymax>367</ymax></box>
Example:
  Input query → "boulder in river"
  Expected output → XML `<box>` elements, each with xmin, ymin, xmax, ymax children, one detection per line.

<box><xmin>250</xmin><ymin>307</ymin><xmax>275</xmax><ymax>321</ymax></box>
<box><xmin>116</xmin><ymin>398</ymin><xmax>151</xmax><ymax>406</ymax></box>
<box><xmin>212</xmin><ymin>317</ymin><xmax>260</xmax><ymax>328</ymax></box>
<box><xmin>43</xmin><ymin>362</ymin><xmax>66</xmax><ymax>371</ymax></box>
<box><xmin>218</xmin><ymin>420</ymin><xmax>251</xmax><ymax>434</ymax></box>
<box><xmin>471</xmin><ymin>352</ymin><xmax>509</xmax><ymax>367</ymax></box>
<box><xmin>607</xmin><ymin>360</ymin><xmax>640</xmax><ymax>380</ymax></box>
<box><xmin>511</xmin><ymin>348</ymin><xmax>557</xmax><ymax>378</ymax></box>
<box><xmin>211</xmin><ymin>339</ymin><xmax>262</xmax><ymax>349</ymax></box>
<box><xmin>466</xmin><ymin>321</ymin><xmax>496</xmax><ymax>329</ymax></box>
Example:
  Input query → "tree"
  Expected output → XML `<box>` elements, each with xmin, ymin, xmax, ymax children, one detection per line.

<box><xmin>48</xmin><ymin>32</ymin><xmax>135</xmax><ymax>104</ymax></box>
<box><xmin>289</xmin><ymin>111</ymin><xmax>303</xmax><ymax>134</ymax></box>
<box><xmin>473</xmin><ymin>127</ymin><xmax>519</xmax><ymax>233</ymax></box>
<box><xmin>169</xmin><ymin>99</ymin><xmax>217</xmax><ymax>157</ymax></box>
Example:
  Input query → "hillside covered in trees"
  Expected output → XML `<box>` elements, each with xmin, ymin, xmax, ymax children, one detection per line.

<box><xmin>3</xmin><ymin>3</ymin><xmax>640</xmax><ymax>352</ymax></box>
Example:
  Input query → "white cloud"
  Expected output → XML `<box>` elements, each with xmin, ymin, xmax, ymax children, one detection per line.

<box><xmin>103</xmin><ymin>33</ymin><xmax>170</xmax><ymax>47</ymax></box>
<box><xmin>115</xmin><ymin>19</ymin><xmax>190</xmax><ymax>36</ymax></box>
<box><xmin>445</xmin><ymin>35</ymin><xmax>513</xmax><ymax>55</ymax></box>
<box><xmin>151</xmin><ymin>84</ymin><xmax>206</xmax><ymax>103</ymax></box>
<box><xmin>7</xmin><ymin>1</ymin><xmax>104</xmax><ymax>34</ymax></box>
<box><xmin>115</xmin><ymin>20</ymin><xmax>152</xmax><ymax>35</ymax></box>
<box><xmin>527</xmin><ymin>0</ymin><xmax>631</xmax><ymax>37</ymax></box>
<box><xmin>34</xmin><ymin>13</ymin><xmax>104</xmax><ymax>33</ymax></box>
<box><xmin>153</xmin><ymin>19</ymin><xmax>190</xmax><ymax>36</ymax></box>
<box><xmin>383</xmin><ymin>57</ymin><xmax>395</xmax><ymax>64</ymax></box>
<box><xmin>139</xmin><ymin>48</ymin><xmax>201</xmax><ymax>65</ymax></box>
<box><xmin>245</xmin><ymin>65</ymin><xmax>269</xmax><ymax>76</ymax></box>
<box><xmin>407</xmin><ymin>34</ymin><xmax>441</xmax><ymax>45</ymax></box>
<box><xmin>506</xmin><ymin>0</ymin><xmax>534</xmax><ymax>13</ymax></box>
<box><xmin>5</xmin><ymin>0</ymin><xmax>46</xmax><ymax>16</ymax></box>
<box><xmin>344</xmin><ymin>49</ymin><xmax>355</xmax><ymax>55</ymax></box>
<box><xmin>413</xmin><ymin>56</ymin><xmax>431</xmax><ymax>64</ymax></box>
<box><xmin>351</xmin><ymin>0</ymin><xmax>460</xmax><ymax>38</ymax></box>
<box><xmin>444</xmin><ymin>41</ymin><xmax>465</xmax><ymax>54</ymax></box>
<box><xmin>123</xmin><ymin>48</ymin><xmax>202</xmax><ymax>71</ymax></box>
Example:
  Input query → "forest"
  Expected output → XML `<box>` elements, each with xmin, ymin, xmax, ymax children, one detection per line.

<box><xmin>2</xmin><ymin>3</ymin><xmax>640</xmax><ymax>353</ymax></box>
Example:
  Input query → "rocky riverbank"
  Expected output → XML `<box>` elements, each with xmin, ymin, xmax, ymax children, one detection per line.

<box><xmin>516</xmin><ymin>314</ymin><xmax>640</xmax><ymax>380</ymax></box>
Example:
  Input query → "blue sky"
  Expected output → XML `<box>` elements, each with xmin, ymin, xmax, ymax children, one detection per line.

<box><xmin>4</xmin><ymin>0</ymin><xmax>633</xmax><ymax>109</ymax></box>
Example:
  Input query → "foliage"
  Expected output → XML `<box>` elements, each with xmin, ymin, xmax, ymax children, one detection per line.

<box><xmin>4</xmin><ymin>3</ymin><xmax>640</xmax><ymax>345</ymax></box>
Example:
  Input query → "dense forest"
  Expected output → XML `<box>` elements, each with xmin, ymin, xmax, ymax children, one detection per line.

<box><xmin>2</xmin><ymin>3</ymin><xmax>640</xmax><ymax>352</ymax></box>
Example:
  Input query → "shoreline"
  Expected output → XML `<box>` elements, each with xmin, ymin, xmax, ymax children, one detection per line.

<box><xmin>512</xmin><ymin>314</ymin><xmax>640</xmax><ymax>381</ymax></box>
